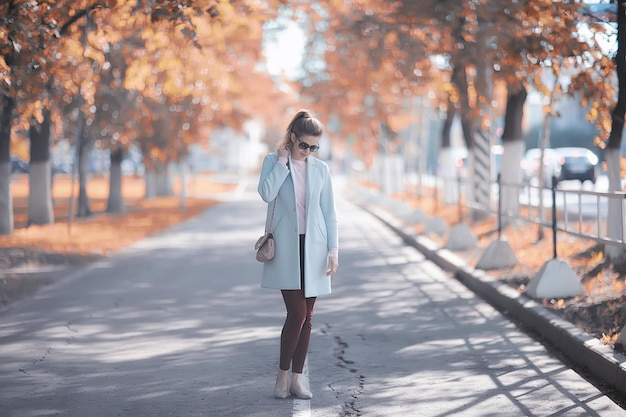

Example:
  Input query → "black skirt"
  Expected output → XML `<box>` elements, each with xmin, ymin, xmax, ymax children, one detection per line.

<box><xmin>299</xmin><ymin>234</ymin><xmax>305</xmax><ymax>290</ymax></box>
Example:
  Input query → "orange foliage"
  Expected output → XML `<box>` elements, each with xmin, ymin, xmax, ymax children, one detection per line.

<box><xmin>4</xmin><ymin>175</ymin><xmax>233</xmax><ymax>256</ymax></box>
<box><xmin>290</xmin><ymin>0</ymin><xmax>615</xmax><ymax>172</ymax></box>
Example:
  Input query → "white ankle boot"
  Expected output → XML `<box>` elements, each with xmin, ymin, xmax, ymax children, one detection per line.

<box><xmin>290</xmin><ymin>373</ymin><xmax>312</xmax><ymax>399</ymax></box>
<box><xmin>274</xmin><ymin>369</ymin><xmax>290</xmax><ymax>399</ymax></box>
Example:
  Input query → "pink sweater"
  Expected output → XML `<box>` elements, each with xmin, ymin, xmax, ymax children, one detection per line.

<box><xmin>279</xmin><ymin>156</ymin><xmax>338</xmax><ymax>258</ymax></box>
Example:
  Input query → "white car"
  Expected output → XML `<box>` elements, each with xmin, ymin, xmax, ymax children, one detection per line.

<box><xmin>520</xmin><ymin>148</ymin><xmax>561</xmax><ymax>187</ymax></box>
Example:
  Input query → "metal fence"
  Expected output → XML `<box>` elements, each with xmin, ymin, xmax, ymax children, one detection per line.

<box><xmin>435</xmin><ymin>174</ymin><xmax>626</xmax><ymax>256</ymax></box>
<box><xmin>356</xmin><ymin>164</ymin><xmax>626</xmax><ymax>256</ymax></box>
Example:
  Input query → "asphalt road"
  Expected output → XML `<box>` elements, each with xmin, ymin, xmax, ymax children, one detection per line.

<box><xmin>0</xmin><ymin>180</ymin><xmax>624</xmax><ymax>417</ymax></box>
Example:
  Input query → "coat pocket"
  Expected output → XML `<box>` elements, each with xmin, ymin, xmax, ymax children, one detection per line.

<box><xmin>316</xmin><ymin>219</ymin><xmax>327</xmax><ymax>240</ymax></box>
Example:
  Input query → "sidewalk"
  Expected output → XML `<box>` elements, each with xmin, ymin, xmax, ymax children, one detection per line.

<box><xmin>309</xmin><ymin>191</ymin><xmax>625</xmax><ymax>416</ymax></box>
<box><xmin>342</xmin><ymin>180</ymin><xmax>626</xmax><ymax>402</ymax></box>
<box><xmin>0</xmin><ymin>180</ymin><xmax>623</xmax><ymax>416</ymax></box>
<box><xmin>344</xmin><ymin>182</ymin><xmax>626</xmax><ymax>404</ymax></box>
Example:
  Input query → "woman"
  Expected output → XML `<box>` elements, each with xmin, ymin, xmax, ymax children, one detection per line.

<box><xmin>257</xmin><ymin>110</ymin><xmax>339</xmax><ymax>400</ymax></box>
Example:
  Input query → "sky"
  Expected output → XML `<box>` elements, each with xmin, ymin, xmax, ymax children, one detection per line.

<box><xmin>262</xmin><ymin>15</ymin><xmax>306</xmax><ymax>80</ymax></box>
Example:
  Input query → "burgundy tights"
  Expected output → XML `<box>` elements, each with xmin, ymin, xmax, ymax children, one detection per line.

<box><xmin>279</xmin><ymin>290</ymin><xmax>316</xmax><ymax>373</ymax></box>
<box><xmin>279</xmin><ymin>234</ymin><xmax>316</xmax><ymax>373</ymax></box>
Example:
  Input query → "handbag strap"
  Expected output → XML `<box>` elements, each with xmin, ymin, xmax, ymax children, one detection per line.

<box><xmin>265</xmin><ymin>199</ymin><xmax>276</xmax><ymax>234</ymax></box>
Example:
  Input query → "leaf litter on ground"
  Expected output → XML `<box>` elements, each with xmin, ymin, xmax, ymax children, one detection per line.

<box><xmin>0</xmin><ymin>174</ymin><xmax>233</xmax><ymax>307</ymax></box>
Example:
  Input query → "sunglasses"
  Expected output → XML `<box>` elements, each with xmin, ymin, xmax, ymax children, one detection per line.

<box><xmin>294</xmin><ymin>134</ymin><xmax>320</xmax><ymax>152</ymax></box>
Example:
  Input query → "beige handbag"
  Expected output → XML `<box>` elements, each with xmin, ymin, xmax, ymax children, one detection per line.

<box><xmin>255</xmin><ymin>200</ymin><xmax>276</xmax><ymax>262</ymax></box>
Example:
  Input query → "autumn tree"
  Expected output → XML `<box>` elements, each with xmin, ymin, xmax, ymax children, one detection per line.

<box><xmin>23</xmin><ymin>2</ymin><xmax>103</xmax><ymax>225</ymax></box>
<box><xmin>118</xmin><ymin>0</ymin><xmax>286</xmax><ymax>198</ymax></box>
<box><xmin>479</xmin><ymin>1</ymin><xmax>614</xmax><ymax>225</ymax></box>
<box><xmin>2</xmin><ymin>0</ymin><xmax>289</xmax><ymax>229</ymax></box>
<box><xmin>0</xmin><ymin>1</ymin><xmax>40</xmax><ymax>234</ymax></box>
<box><xmin>297</xmin><ymin>0</ymin><xmax>616</xmax><ymax>225</ymax></box>
<box><xmin>0</xmin><ymin>0</ymin><xmax>96</xmax><ymax>233</ymax></box>
<box><xmin>598</xmin><ymin>0</ymin><xmax>626</xmax><ymax>262</ymax></box>
<box><xmin>292</xmin><ymin>0</ymin><xmax>436</xmax><ymax>192</ymax></box>
<box><xmin>407</xmin><ymin>1</ymin><xmax>611</xmax><ymax>222</ymax></box>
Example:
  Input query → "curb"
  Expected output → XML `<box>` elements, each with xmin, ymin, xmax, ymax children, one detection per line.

<box><xmin>360</xmin><ymin>203</ymin><xmax>626</xmax><ymax>399</ymax></box>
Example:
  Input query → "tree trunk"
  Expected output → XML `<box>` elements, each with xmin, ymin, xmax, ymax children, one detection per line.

<box><xmin>605</xmin><ymin>1</ymin><xmax>626</xmax><ymax>262</ymax></box>
<box><xmin>144</xmin><ymin>166</ymin><xmax>157</xmax><ymax>199</ymax></box>
<box><xmin>499</xmin><ymin>85</ymin><xmax>527</xmax><ymax>222</ymax></box>
<box><xmin>0</xmin><ymin>161</ymin><xmax>12</xmax><ymax>235</ymax></box>
<box><xmin>535</xmin><ymin>70</ymin><xmax>560</xmax><ymax>242</ymax></box>
<box><xmin>157</xmin><ymin>162</ymin><xmax>174</xmax><ymax>196</ymax></box>
<box><xmin>455</xmin><ymin>64</ymin><xmax>491</xmax><ymax>221</ymax></box>
<box><xmin>605</xmin><ymin>148</ymin><xmax>623</xmax><ymax>260</ymax></box>
<box><xmin>143</xmin><ymin>160</ymin><xmax>173</xmax><ymax>198</ymax></box>
<box><xmin>179</xmin><ymin>156</ymin><xmax>187</xmax><ymax>210</ymax></box>
<box><xmin>77</xmin><ymin>132</ymin><xmax>92</xmax><ymax>218</ymax></box>
<box><xmin>0</xmin><ymin>94</ymin><xmax>15</xmax><ymax>235</ymax></box>
<box><xmin>28</xmin><ymin>109</ymin><xmax>54</xmax><ymax>226</ymax></box>
<box><xmin>107</xmin><ymin>147</ymin><xmax>124</xmax><ymax>213</ymax></box>
<box><xmin>535</xmin><ymin>112</ymin><xmax>552</xmax><ymax>242</ymax></box>
<box><xmin>440</xmin><ymin>102</ymin><xmax>459</xmax><ymax>204</ymax></box>
<box><xmin>454</xmin><ymin>65</ymin><xmax>480</xmax><ymax>218</ymax></box>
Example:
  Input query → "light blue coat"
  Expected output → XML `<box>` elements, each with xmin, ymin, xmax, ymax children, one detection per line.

<box><xmin>258</xmin><ymin>153</ymin><xmax>338</xmax><ymax>298</ymax></box>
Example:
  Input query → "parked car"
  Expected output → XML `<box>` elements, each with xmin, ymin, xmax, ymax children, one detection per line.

<box><xmin>520</xmin><ymin>148</ymin><xmax>561</xmax><ymax>186</ymax></box>
<box><xmin>11</xmin><ymin>156</ymin><xmax>28</xmax><ymax>174</ymax></box>
<box><xmin>553</xmin><ymin>147</ymin><xmax>599</xmax><ymax>184</ymax></box>
<box><xmin>52</xmin><ymin>162</ymin><xmax>71</xmax><ymax>175</ymax></box>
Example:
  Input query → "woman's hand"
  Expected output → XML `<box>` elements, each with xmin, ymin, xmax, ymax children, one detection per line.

<box><xmin>326</xmin><ymin>256</ymin><xmax>338</xmax><ymax>276</ymax></box>
<box><xmin>277</xmin><ymin>146</ymin><xmax>290</xmax><ymax>158</ymax></box>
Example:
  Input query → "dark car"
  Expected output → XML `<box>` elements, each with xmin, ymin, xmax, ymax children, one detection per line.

<box><xmin>11</xmin><ymin>156</ymin><xmax>28</xmax><ymax>174</ymax></box>
<box><xmin>553</xmin><ymin>147</ymin><xmax>599</xmax><ymax>184</ymax></box>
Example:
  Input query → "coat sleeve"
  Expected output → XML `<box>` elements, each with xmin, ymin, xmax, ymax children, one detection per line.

<box><xmin>258</xmin><ymin>153</ymin><xmax>289</xmax><ymax>203</ymax></box>
<box><xmin>320</xmin><ymin>163</ymin><xmax>339</xmax><ymax>251</ymax></box>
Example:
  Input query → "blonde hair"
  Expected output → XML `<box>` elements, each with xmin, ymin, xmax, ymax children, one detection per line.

<box><xmin>278</xmin><ymin>109</ymin><xmax>324</xmax><ymax>149</ymax></box>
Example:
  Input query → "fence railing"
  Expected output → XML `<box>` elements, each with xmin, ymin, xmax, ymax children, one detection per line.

<box><xmin>355</xmin><ymin>167</ymin><xmax>626</xmax><ymax>256</ymax></box>
<box><xmin>499</xmin><ymin>177</ymin><xmax>626</xmax><ymax>257</ymax></box>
